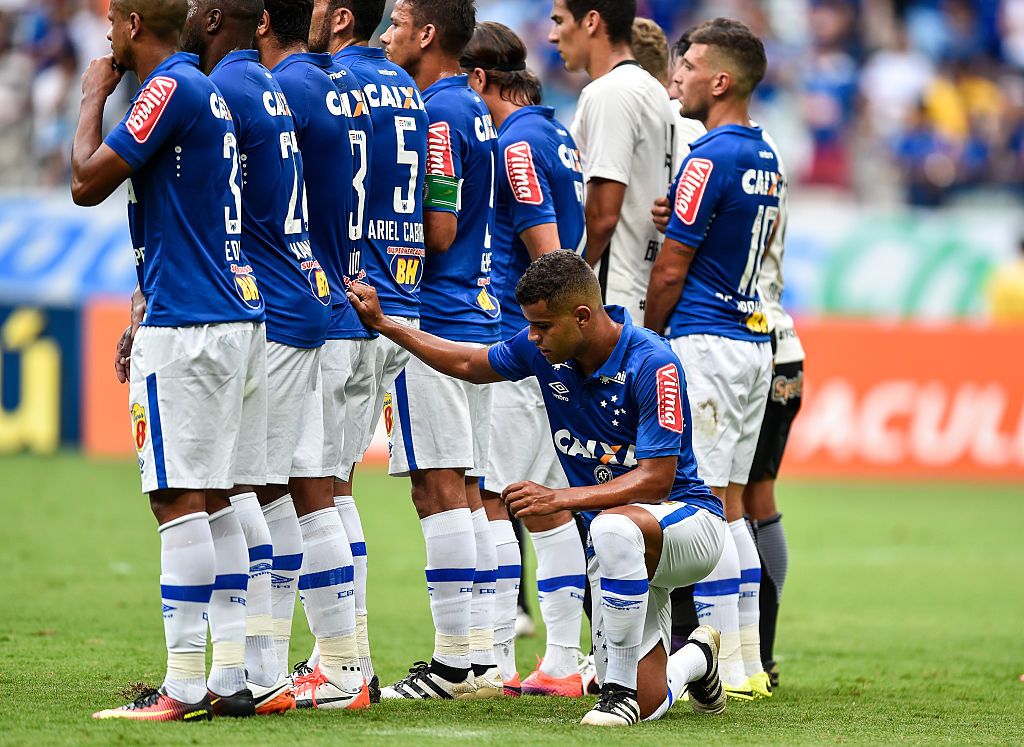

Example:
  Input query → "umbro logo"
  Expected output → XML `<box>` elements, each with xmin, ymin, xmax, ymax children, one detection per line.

<box><xmin>602</xmin><ymin>597</ymin><xmax>643</xmax><ymax>611</ymax></box>
<box><xmin>270</xmin><ymin>573</ymin><xmax>292</xmax><ymax>585</ymax></box>
<box><xmin>548</xmin><ymin>382</ymin><xmax>570</xmax><ymax>402</ymax></box>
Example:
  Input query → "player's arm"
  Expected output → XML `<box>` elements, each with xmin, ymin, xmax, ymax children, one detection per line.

<box><xmin>347</xmin><ymin>282</ymin><xmax>503</xmax><ymax>384</ymax></box>
<box><xmin>423</xmin><ymin>210</ymin><xmax>457</xmax><ymax>253</ymax></box>
<box><xmin>503</xmin><ymin>456</ymin><xmax>676</xmax><ymax>518</ymax></box>
<box><xmin>71</xmin><ymin>56</ymin><xmax>132</xmax><ymax>206</ymax></box>
<box><xmin>583</xmin><ymin>177</ymin><xmax>626</xmax><ymax>268</ymax></box>
<box><xmin>643</xmin><ymin>237</ymin><xmax>695</xmax><ymax>334</ymax></box>
<box><xmin>422</xmin><ymin>113</ymin><xmax>462</xmax><ymax>253</ymax></box>
<box><xmin>520</xmin><ymin>222</ymin><xmax>562</xmax><ymax>260</ymax></box>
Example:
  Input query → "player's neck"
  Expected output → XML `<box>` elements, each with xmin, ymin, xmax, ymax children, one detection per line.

<box><xmin>330</xmin><ymin>36</ymin><xmax>363</xmax><ymax>55</ymax></box>
<box><xmin>200</xmin><ymin>35</ymin><xmax>253</xmax><ymax>75</ymax></box>
<box><xmin>133</xmin><ymin>43</ymin><xmax>178</xmax><ymax>83</ymax></box>
<box><xmin>413</xmin><ymin>55</ymin><xmax>463</xmax><ymax>92</ymax></box>
<box><xmin>259</xmin><ymin>40</ymin><xmax>306</xmax><ymax>71</ymax></box>
<box><xmin>576</xmin><ymin>312</ymin><xmax>623</xmax><ymax>379</ymax></box>
<box><xmin>703</xmin><ymin>99</ymin><xmax>751</xmax><ymax>133</ymax></box>
<box><xmin>487</xmin><ymin>97</ymin><xmax>521</xmax><ymax>129</ymax></box>
<box><xmin>585</xmin><ymin>42</ymin><xmax>633</xmax><ymax>80</ymax></box>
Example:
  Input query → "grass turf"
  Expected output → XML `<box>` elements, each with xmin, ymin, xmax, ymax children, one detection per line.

<box><xmin>0</xmin><ymin>452</ymin><xmax>1021</xmax><ymax>744</ymax></box>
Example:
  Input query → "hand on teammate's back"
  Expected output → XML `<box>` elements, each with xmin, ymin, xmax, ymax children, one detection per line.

<box><xmin>81</xmin><ymin>55</ymin><xmax>123</xmax><ymax>98</ymax></box>
<box><xmin>651</xmin><ymin>196</ymin><xmax>670</xmax><ymax>235</ymax></box>
<box><xmin>346</xmin><ymin>282</ymin><xmax>386</xmax><ymax>331</ymax></box>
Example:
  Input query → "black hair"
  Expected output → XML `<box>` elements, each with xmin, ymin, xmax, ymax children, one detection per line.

<box><xmin>405</xmin><ymin>0</ymin><xmax>476</xmax><ymax>57</ymax></box>
<box><xmin>687</xmin><ymin>17</ymin><xmax>767</xmax><ymax>95</ymax></box>
<box><xmin>111</xmin><ymin>0</ymin><xmax>188</xmax><ymax>40</ymax></box>
<box><xmin>565</xmin><ymin>0</ymin><xmax>635</xmax><ymax>46</ymax></box>
<box><xmin>516</xmin><ymin>252</ymin><xmax>601</xmax><ymax>312</ymax></box>
<box><xmin>325</xmin><ymin>0</ymin><xmax>386</xmax><ymax>41</ymax></box>
<box><xmin>460</xmin><ymin>21</ymin><xmax>541</xmax><ymax>106</ymax></box>
<box><xmin>264</xmin><ymin>0</ymin><xmax>313</xmax><ymax>46</ymax></box>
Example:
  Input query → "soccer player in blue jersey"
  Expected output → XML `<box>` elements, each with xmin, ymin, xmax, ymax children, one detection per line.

<box><xmin>378</xmin><ymin>0</ymin><xmax>503</xmax><ymax>700</ymax></box>
<box><xmin>643</xmin><ymin>18</ymin><xmax>779</xmax><ymax>698</ymax></box>
<box><xmin>347</xmin><ymin>251</ymin><xmax>730</xmax><ymax>726</ymax></box>
<box><xmin>307</xmin><ymin>0</ymin><xmax>428</xmax><ymax>693</ymax></box>
<box><xmin>460</xmin><ymin>21</ymin><xmax>589</xmax><ymax>698</ymax></box>
<box><xmin>182</xmin><ymin>0</ymin><xmax>368</xmax><ymax>712</ymax></box>
<box><xmin>73</xmin><ymin>0</ymin><xmax>266</xmax><ymax>721</ymax></box>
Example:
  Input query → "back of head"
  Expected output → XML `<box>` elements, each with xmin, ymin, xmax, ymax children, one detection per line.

<box><xmin>264</xmin><ymin>0</ymin><xmax>313</xmax><ymax>46</ymax></box>
<box><xmin>460</xmin><ymin>21</ymin><xmax>541</xmax><ymax>106</ymax></box>
<box><xmin>687</xmin><ymin>17</ymin><xmax>766</xmax><ymax>97</ymax></box>
<box><xmin>566</xmin><ymin>0</ymin><xmax>635</xmax><ymax>46</ymax></box>
<box><xmin>111</xmin><ymin>0</ymin><xmax>188</xmax><ymax>41</ymax></box>
<box><xmin>630</xmin><ymin>17</ymin><xmax>668</xmax><ymax>86</ymax></box>
<box><xmin>516</xmin><ymin>252</ymin><xmax>601</xmax><ymax>313</ymax></box>
<box><xmin>405</xmin><ymin>0</ymin><xmax>476</xmax><ymax>57</ymax></box>
<box><xmin>326</xmin><ymin>0</ymin><xmax>386</xmax><ymax>42</ymax></box>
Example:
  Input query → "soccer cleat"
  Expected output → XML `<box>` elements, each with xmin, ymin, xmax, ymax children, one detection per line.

<box><xmin>291</xmin><ymin>659</ymin><xmax>316</xmax><ymax>687</ymax></box>
<box><xmin>250</xmin><ymin>675</ymin><xmax>296</xmax><ymax>715</ymax></box>
<box><xmin>522</xmin><ymin>666</ymin><xmax>583</xmax><ymax>697</ymax></box>
<box><xmin>724</xmin><ymin>682</ymin><xmax>757</xmax><ymax>701</ymax></box>
<box><xmin>579</xmin><ymin>652</ymin><xmax>600</xmax><ymax>695</ymax></box>
<box><xmin>208</xmin><ymin>688</ymin><xmax>256</xmax><ymax>718</ymax></box>
<box><xmin>293</xmin><ymin>669</ymin><xmax>370</xmax><ymax>710</ymax></box>
<box><xmin>504</xmin><ymin>673</ymin><xmax>522</xmax><ymax>697</ymax></box>
<box><xmin>515</xmin><ymin>605</ymin><xmax>536</xmax><ymax>638</ymax></box>
<box><xmin>92</xmin><ymin>686</ymin><xmax>213</xmax><ymax>722</ymax></box>
<box><xmin>380</xmin><ymin>660</ymin><xmax>476</xmax><ymax>700</ymax></box>
<box><xmin>687</xmin><ymin>625</ymin><xmax>727</xmax><ymax>715</ymax></box>
<box><xmin>468</xmin><ymin>665</ymin><xmax>504</xmax><ymax>699</ymax></box>
<box><xmin>764</xmin><ymin>659</ymin><xmax>780</xmax><ymax>689</ymax></box>
<box><xmin>580</xmin><ymin>683</ymin><xmax>640</xmax><ymax>727</ymax></box>
<box><xmin>368</xmin><ymin>674</ymin><xmax>381</xmax><ymax>704</ymax></box>
<box><xmin>748</xmin><ymin>670</ymin><xmax>773</xmax><ymax>699</ymax></box>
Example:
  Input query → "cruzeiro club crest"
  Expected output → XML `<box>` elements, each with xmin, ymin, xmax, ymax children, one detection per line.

<box><xmin>594</xmin><ymin>464</ymin><xmax>613</xmax><ymax>484</ymax></box>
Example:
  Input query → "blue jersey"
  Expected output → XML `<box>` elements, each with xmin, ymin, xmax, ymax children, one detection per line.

<box><xmin>488</xmin><ymin>306</ymin><xmax>721</xmax><ymax>528</ymax></box>
<box><xmin>492</xmin><ymin>105</ymin><xmax>586</xmax><ymax>340</ymax></box>
<box><xmin>335</xmin><ymin>46</ymin><xmax>427</xmax><ymax>319</ymax></box>
<box><xmin>272</xmin><ymin>52</ymin><xmax>373</xmax><ymax>340</ymax></box>
<box><xmin>420</xmin><ymin>75</ymin><xmax>500</xmax><ymax>344</ymax></box>
<box><xmin>104</xmin><ymin>52</ymin><xmax>264</xmax><ymax>327</ymax></box>
<box><xmin>211</xmin><ymin>50</ymin><xmax>330</xmax><ymax>348</ymax></box>
<box><xmin>664</xmin><ymin>125</ymin><xmax>780</xmax><ymax>343</ymax></box>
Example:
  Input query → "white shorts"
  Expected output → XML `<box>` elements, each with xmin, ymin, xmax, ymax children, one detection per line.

<box><xmin>671</xmin><ymin>335</ymin><xmax>772</xmax><ymax>487</ymax></box>
<box><xmin>482</xmin><ymin>377</ymin><xmax>567</xmax><ymax>493</ymax></box>
<box><xmin>588</xmin><ymin>503</ymin><xmax>725</xmax><ymax>685</ymax></box>
<box><xmin>319</xmin><ymin>339</ymin><xmax>359</xmax><ymax>480</ymax></box>
<box><xmin>387</xmin><ymin>349</ymin><xmax>492</xmax><ymax>477</ymax></box>
<box><xmin>129</xmin><ymin>322</ymin><xmax>267</xmax><ymax>493</ymax></box>
<box><xmin>338</xmin><ymin>317</ymin><xmax>418</xmax><ymax>475</ymax></box>
<box><xmin>265</xmin><ymin>342</ymin><xmax>323</xmax><ymax>484</ymax></box>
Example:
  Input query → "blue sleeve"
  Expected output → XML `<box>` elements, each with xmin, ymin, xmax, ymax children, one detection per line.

<box><xmin>487</xmin><ymin>328</ymin><xmax>538</xmax><ymax>382</ymax></box>
<box><xmin>633</xmin><ymin>347</ymin><xmax>685</xmax><ymax>460</ymax></box>
<box><xmin>665</xmin><ymin>148</ymin><xmax>727</xmax><ymax>249</ymax></box>
<box><xmin>104</xmin><ymin>73</ymin><xmax>188</xmax><ymax>170</ymax></box>
<box><xmin>424</xmin><ymin>98</ymin><xmax>463</xmax><ymax>216</ymax></box>
<box><xmin>502</xmin><ymin>135</ymin><xmax>557</xmax><ymax>236</ymax></box>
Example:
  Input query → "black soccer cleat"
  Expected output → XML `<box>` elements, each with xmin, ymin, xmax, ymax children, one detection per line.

<box><xmin>368</xmin><ymin>674</ymin><xmax>381</xmax><ymax>704</ymax></box>
<box><xmin>580</xmin><ymin>682</ymin><xmax>641</xmax><ymax>726</ymax></box>
<box><xmin>687</xmin><ymin>625</ymin><xmax>727</xmax><ymax>715</ymax></box>
<box><xmin>208</xmin><ymin>688</ymin><xmax>256</xmax><ymax>717</ymax></box>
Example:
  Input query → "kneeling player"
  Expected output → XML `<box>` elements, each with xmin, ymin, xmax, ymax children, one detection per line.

<box><xmin>348</xmin><ymin>251</ymin><xmax>729</xmax><ymax>726</ymax></box>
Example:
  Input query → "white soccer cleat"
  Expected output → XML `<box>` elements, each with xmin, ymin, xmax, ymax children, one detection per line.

<box><xmin>293</xmin><ymin>669</ymin><xmax>369</xmax><ymax>710</ymax></box>
<box><xmin>580</xmin><ymin>683</ymin><xmax>640</xmax><ymax>726</ymax></box>
<box><xmin>380</xmin><ymin>661</ymin><xmax>476</xmax><ymax>700</ymax></box>
<box><xmin>578</xmin><ymin>651</ymin><xmax>600</xmax><ymax>695</ymax></box>
<box><xmin>465</xmin><ymin>666</ymin><xmax>503</xmax><ymax>700</ymax></box>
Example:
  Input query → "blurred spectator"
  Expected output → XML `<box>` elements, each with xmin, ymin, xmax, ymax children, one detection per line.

<box><xmin>0</xmin><ymin>10</ymin><xmax>34</xmax><ymax>188</ymax></box>
<box><xmin>986</xmin><ymin>237</ymin><xmax>1024</xmax><ymax>321</ymax></box>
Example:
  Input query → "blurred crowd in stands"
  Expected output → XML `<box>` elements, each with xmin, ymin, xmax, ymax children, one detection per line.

<box><xmin>1</xmin><ymin>0</ymin><xmax>1021</xmax><ymax>206</ymax></box>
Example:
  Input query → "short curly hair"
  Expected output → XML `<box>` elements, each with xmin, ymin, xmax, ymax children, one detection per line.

<box><xmin>515</xmin><ymin>252</ymin><xmax>601</xmax><ymax>312</ymax></box>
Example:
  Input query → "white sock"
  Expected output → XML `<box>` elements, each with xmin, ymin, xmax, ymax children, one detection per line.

<box><xmin>645</xmin><ymin>641</ymin><xmax>712</xmax><ymax>721</ymax></box>
<box><xmin>421</xmin><ymin>508</ymin><xmax>475</xmax><ymax>671</ymax></box>
<box><xmin>159</xmin><ymin>512</ymin><xmax>215</xmax><ymax>704</ymax></box>
<box><xmin>694</xmin><ymin>529</ymin><xmax>744</xmax><ymax>687</ymax></box>
<box><xmin>207</xmin><ymin>507</ymin><xmax>249</xmax><ymax>696</ymax></box>
<box><xmin>298</xmin><ymin>508</ymin><xmax>360</xmax><ymax>689</ymax></box>
<box><xmin>262</xmin><ymin>495</ymin><xmax>303</xmax><ymax>674</ymax></box>
<box><xmin>531</xmin><ymin>520</ymin><xmax>585</xmax><ymax>677</ymax></box>
<box><xmin>589</xmin><ymin>513</ymin><xmax>648</xmax><ymax>691</ymax></box>
<box><xmin>491</xmin><ymin>519</ymin><xmax>520</xmax><ymax>681</ymax></box>
<box><xmin>229</xmin><ymin>492</ymin><xmax>278</xmax><ymax>687</ymax></box>
<box><xmin>469</xmin><ymin>508</ymin><xmax>497</xmax><ymax>669</ymax></box>
<box><xmin>732</xmin><ymin>519</ymin><xmax>763</xmax><ymax>677</ymax></box>
<box><xmin>334</xmin><ymin>495</ymin><xmax>374</xmax><ymax>680</ymax></box>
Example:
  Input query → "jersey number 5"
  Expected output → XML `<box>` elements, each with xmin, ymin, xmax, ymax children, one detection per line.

<box><xmin>393</xmin><ymin>116</ymin><xmax>419</xmax><ymax>215</ymax></box>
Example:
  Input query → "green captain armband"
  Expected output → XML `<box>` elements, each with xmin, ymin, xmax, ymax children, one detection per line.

<box><xmin>423</xmin><ymin>174</ymin><xmax>460</xmax><ymax>210</ymax></box>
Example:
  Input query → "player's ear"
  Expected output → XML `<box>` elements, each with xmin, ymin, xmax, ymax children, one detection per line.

<box><xmin>712</xmin><ymin>69</ymin><xmax>731</xmax><ymax>98</ymax></box>
<box><xmin>256</xmin><ymin>9</ymin><xmax>269</xmax><ymax>38</ymax></box>
<box><xmin>128</xmin><ymin>12</ymin><xmax>141</xmax><ymax>39</ymax></box>
<box><xmin>207</xmin><ymin>8</ymin><xmax>222</xmax><ymax>34</ymax></box>
<box><xmin>575</xmin><ymin>305</ymin><xmax>592</xmax><ymax>328</ymax></box>
<box><xmin>583</xmin><ymin>10</ymin><xmax>599</xmax><ymax>38</ymax></box>
<box><xmin>332</xmin><ymin>7</ymin><xmax>352</xmax><ymax>36</ymax></box>
<box><xmin>420</xmin><ymin>23</ymin><xmax>436</xmax><ymax>50</ymax></box>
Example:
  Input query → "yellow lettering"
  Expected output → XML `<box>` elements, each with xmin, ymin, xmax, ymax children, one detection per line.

<box><xmin>0</xmin><ymin>308</ymin><xmax>60</xmax><ymax>454</ymax></box>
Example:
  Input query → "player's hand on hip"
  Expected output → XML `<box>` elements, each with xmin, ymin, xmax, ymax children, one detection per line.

<box><xmin>114</xmin><ymin>324</ymin><xmax>133</xmax><ymax>384</ymax></box>
<box><xmin>81</xmin><ymin>55</ymin><xmax>123</xmax><ymax>98</ymax></box>
<box><xmin>502</xmin><ymin>481</ymin><xmax>562</xmax><ymax>518</ymax></box>
<box><xmin>346</xmin><ymin>282</ymin><xmax>386</xmax><ymax>331</ymax></box>
<box><xmin>651</xmin><ymin>196</ymin><xmax>670</xmax><ymax>235</ymax></box>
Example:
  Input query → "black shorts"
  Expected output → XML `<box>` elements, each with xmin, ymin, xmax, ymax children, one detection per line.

<box><xmin>747</xmin><ymin>360</ymin><xmax>803</xmax><ymax>482</ymax></box>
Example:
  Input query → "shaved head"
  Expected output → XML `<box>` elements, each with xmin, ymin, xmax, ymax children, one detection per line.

<box><xmin>111</xmin><ymin>0</ymin><xmax>189</xmax><ymax>40</ymax></box>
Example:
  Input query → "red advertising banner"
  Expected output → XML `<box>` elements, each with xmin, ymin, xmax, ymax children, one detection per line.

<box><xmin>785</xmin><ymin>320</ymin><xmax>1024</xmax><ymax>480</ymax></box>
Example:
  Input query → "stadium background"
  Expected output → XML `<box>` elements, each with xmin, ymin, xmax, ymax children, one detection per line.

<box><xmin>0</xmin><ymin>0</ymin><xmax>1022</xmax><ymax>741</ymax></box>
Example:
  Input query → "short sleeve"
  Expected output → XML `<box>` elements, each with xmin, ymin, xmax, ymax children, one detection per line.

<box><xmin>104</xmin><ymin>74</ymin><xmax>187</xmax><ymax>170</ymax></box>
<box><xmin>487</xmin><ymin>328</ymin><xmax>538</xmax><ymax>382</ymax></box>
<box><xmin>633</xmin><ymin>348</ymin><xmax>685</xmax><ymax>460</ymax></box>
<box><xmin>575</xmin><ymin>85</ymin><xmax>638</xmax><ymax>185</ymax></box>
<box><xmin>502</xmin><ymin>138</ymin><xmax>556</xmax><ymax>236</ymax></box>
<box><xmin>665</xmin><ymin>151</ymin><xmax>726</xmax><ymax>248</ymax></box>
<box><xmin>424</xmin><ymin>99</ymin><xmax>465</xmax><ymax>216</ymax></box>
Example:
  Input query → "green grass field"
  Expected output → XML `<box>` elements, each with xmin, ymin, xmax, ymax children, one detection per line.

<box><xmin>1</xmin><ymin>453</ymin><xmax>1021</xmax><ymax>745</ymax></box>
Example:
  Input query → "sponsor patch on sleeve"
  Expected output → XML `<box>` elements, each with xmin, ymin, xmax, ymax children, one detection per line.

<box><xmin>655</xmin><ymin>364</ymin><xmax>684</xmax><ymax>433</ymax></box>
<box><xmin>504</xmin><ymin>141</ymin><xmax>543</xmax><ymax>205</ymax></box>
<box><xmin>426</xmin><ymin>121</ymin><xmax>456</xmax><ymax>177</ymax></box>
<box><xmin>673</xmin><ymin>157</ymin><xmax>714</xmax><ymax>226</ymax></box>
<box><xmin>126</xmin><ymin>76</ymin><xmax>179</xmax><ymax>144</ymax></box>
